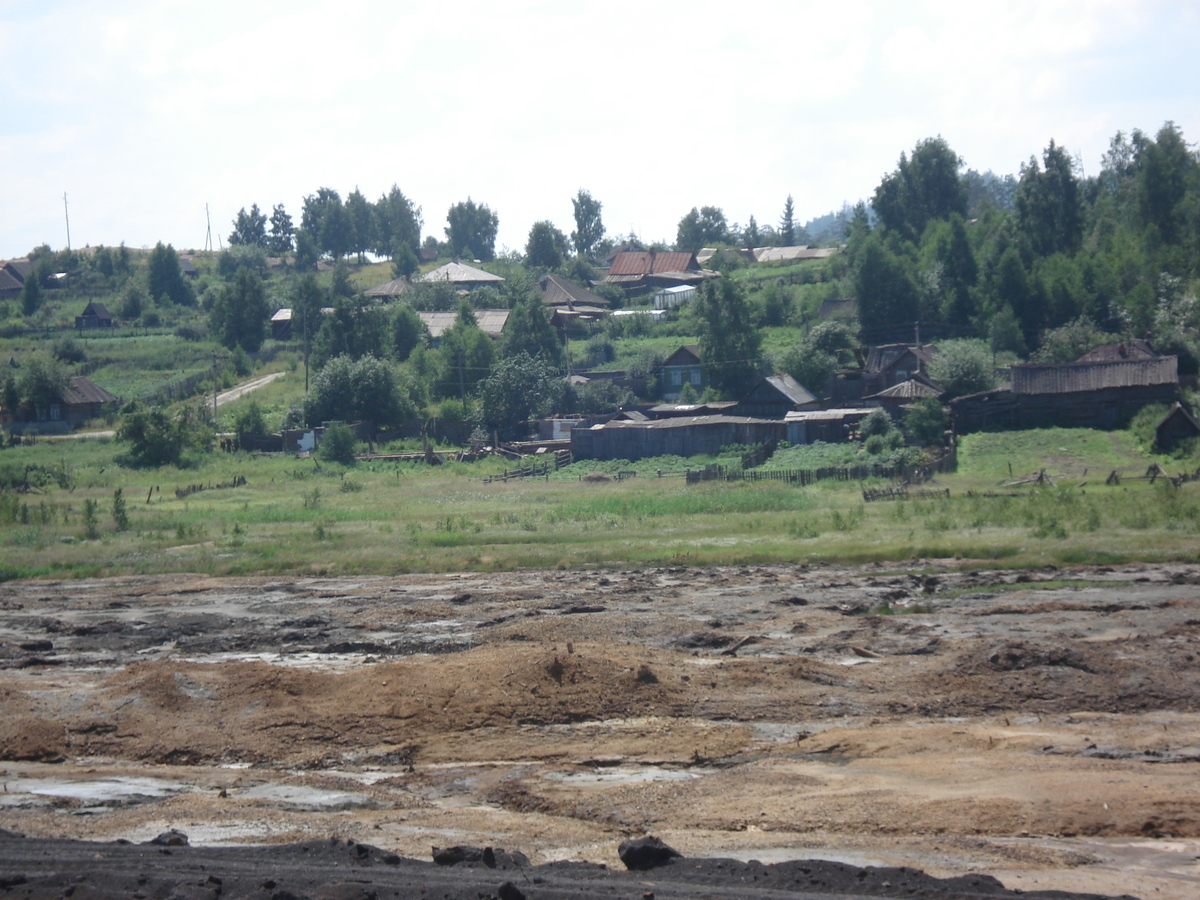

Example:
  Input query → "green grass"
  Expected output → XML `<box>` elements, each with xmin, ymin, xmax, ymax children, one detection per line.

<box><xmin>2</xmin><ymin>424</ymin><xmax>1200</xmax><ymax>579</ymax></box>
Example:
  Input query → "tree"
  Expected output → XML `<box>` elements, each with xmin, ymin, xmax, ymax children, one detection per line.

<box><xmin>373</xmin><ymin>185</ymin><xmax>422</xmax><ymax>257</ymax></box>
<box><xmin>117</xmin><ymin>402</ymin><xmax>212</xmax><ymax>468</ymax></box>
<box><xmin>501</xmin><ymin>295</ymin><xmax>563</xmax><ymax>364</ymax></box>
<box><xmin>779</xmin><ymin>195</ymin><xmax>796</xmax><ymax>246</ymax></box>
<box><xmin>345</xmin><ymin>188</ymin><xmax>374</xmax><ymax>263</ymax></box>
<box><xmin>1016</xmin><ymin>140</ymin><xmax>1083</xmax><ymax>257</ymax></box>
<box><xmin>696</xmin><ymin>275</ymin><xmax>762</xmax><ymax>396</ymax></box>
<box><xmin>146</xmin><ymin>243</ymin><xmax>194</xmax><ymax>306</ymax></box>
<box><xmin>318</xmin><ymin>422</ymin><xmax>358</xmax><ymax>465</ymax></box>
<box><xmin>445</xmin><ymin>198</ymin><xmax>499</xmax><ymax>261</ymax></box>
<box><xmin>267</xmin><ymin>204</ymin><xmax>295</xmax><ymax>254</ymax></box>
<box><xmin>904</xmin><ymin>397</ymin><xmax>949</xmax><ymax>445</ymax></box>
<box><xmin>853</xmin><ymin>232</ymin><xmax>920</xmax><ymax>341</ymax></box>
<box><xmin>392</xmin><ymin>243</ymin><xmax>419</xmax><ymax>281</ymax></box>
<box><xmin>232</xmin><ymin>401</ymin><xmax>267</xmax><ymax>442</ymax></box>
<box><xmin>744</xmin><ymin>215</ymin><xmax>760</xmax><ymax>249</ymax></box>
<box><xmin>570</xmin><ymin>189</ymin><xmax>604</xmax><ymax>257</ymax></box>
<box><xmin>229</xmin><ymin>203</ymin><xmax>268</xmax><ymax>248</ymax></box>
<box><xmin>873</xmin><ymin>137</ymin><xmax>967</xmax><ymax>241</ymax></box>
<box><xmin>476</xmin><ymin>352</ymin><xmax>565</xmax><ymax>440</ymax></box>
<box><xmin>391</xmin><ymin>303</ymin><xmax>427</xmax><ymax>362</ymax></box>
<box><xmin>436</xmin><ymin>302</ymin><xmax>494</xmax><ymax>398</ymax></box>
<box><xmin>294</xmin><ymin>229</ymin><xmax>319</xmax><ymax>272</ymax></box>
<box><xmin>111</xmin><ymin>488</ymin><xmax>130</xmax><ymax>531</ymax></box>
<box><xmin>20</xmin><ymin>271</ymin><xmax>41</xmax><ymax>316</ymax></box>
<box><xmin>208</xmin><ymin>266</ymin><xmax>269</xmax><ymax>353</ymax></box>
<box><xmin>305</xmin><ymin>354</ymin><xmax>412</xmax><ymax>428</ymax></box>
<box><xmin>525</xmin><ymin>220</ymin><xmax>568</xmax><ymax>269</ymax></box>
<box><xmin>301</xmin><ymin>188</ymin><xmax>349</xmax><ymax>259</ymax></box>
<box><xmin>926</xmin><ymin>339</ymin><xmax>996</xmax><ymax>398</ymax></box>
<box><xmin>311</xmin><ymin>295</ymin><xmax>389</xmax><ymax>369</ymax></box>
<box><xmin>18</xmin><ymin>357</ymin><xmax>67</xmax><ymax>415</ymax></box>
<box><xmin>1032</xmin><ymin>315</ymin><xmax>1119</xmax><ymax>363</ymax></box>
<box><xmin>676</xmin><ymin>206</ymin><xmax>728</xmax><ymax>253</ymax></box>
<box><xmin>1139</xmin><ymin>122</ymin><xmax>1198</xmax><ymax>245</ymax></box>
<box><xmin>781</xmin><ymin>320</ymin><xmax>856</xmax><ymax>396</ymax></box>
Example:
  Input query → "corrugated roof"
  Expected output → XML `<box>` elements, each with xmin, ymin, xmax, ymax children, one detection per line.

<box><xmin>784</xmin><ymin>408</ymin><xmax>872</xmax><ymax>423</ymax></box>
<box><xmin>589</xmin><ymin>413</ymin><xmax>773</xmax><ymax>430</ymax></box>
<box><xmin>271</xmin><ymin>308</ymin><xmax>293</xmax><ymax>323</ymax></box>
<box><xmin>758</xmin><ymin>374</ymin><xmax>817</xmax><ymax>406</ymax></box>
<box><xmin>606</xmin><ymin>251</ymin><xmax>654</xmax><ymax>276</ymax></box>
<box><xmin>417</xmin><ymin>309</ymin><xmax>510</xmax><ymax>339</ymax></box>
<box><xmin>1011</xmin><ymin>357</ymin><xmax>1178</xmax><ymax>394</ymax></box>
<box><xmin>650</xmin><ymin>251</ymin><xmax>696</xmax><ymax>274</ymax></box>
<box><xmin>364</xmin><ymin>277</ymin><xmax>413</xmax><ymax>297</ymax></box>
<box><xmin>61</xmin><ymin>376</ymin><xmax>118</xmax><ymax>406</ymax></box>
<box><xmin>419</xmin><ymin>262</ymin><xmax>505</xmax><ymax>284</ymax></box>
<box><xmin>752</xmin><ymin>246</ymin><xmax>837</xmax><ymax>263</ymax></box>
<box><xmin>866</xmin><ymin>378</ymin><xmax>943</xmax><ymax>400</ymax></box>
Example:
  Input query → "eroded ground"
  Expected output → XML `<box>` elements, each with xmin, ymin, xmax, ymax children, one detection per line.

<box><xmin>1</xmin><ymin>562</ymin><xmax>1199</xmax><ymax>897</ymax></box>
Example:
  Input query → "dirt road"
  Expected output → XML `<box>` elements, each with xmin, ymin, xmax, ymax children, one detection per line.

<box><xmin>1</xmin><ymin>562</ymin><xmax>1198</xmax><ymax>897</ymax></box>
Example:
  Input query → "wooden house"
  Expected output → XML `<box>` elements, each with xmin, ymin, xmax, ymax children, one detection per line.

<box><xmin>75</xmin><ymin>301</ymin><xmax>115</xmax><ymax>330</ymax></box>
<box><xmin>571</xmin><ymin>414</ymin><xmax>785</xmax><ymax>462</ymax></box>
<box><xmin>658</xmin><ymin>345</ymin><xmax>705</xmax><ymax>400</ymax></box>
<box><xmin>784</xmin><ymin>408</ymin><xmax>873</xmax><ymax>444</ymax></box>
<box><xmin>950</xmin><ymin>357</ymin><xmax>1180</xmax><ymax>432</ymax></box>
<box><xmin>864</xmin><ymin>376</ymin><xmax>943</xmax><ymax>420</ymax></box>
<box><xmin>734</xmin><ymin>374</ymin><xmax>819</xmax><ymax>419</ymax></box>
<box><xmin>1155</xmin><ymin>402</ymin><xmax>1200</xmax><ymax>451</ymax></box>
<box><xmin>603</xmin><ymin>250</ymin><xmax>709</xmax><ymax>293</ymax></box>
<box><xmin>863</xmin><ymin>343</ymin><xmax>937</xmax><ymax>395</ymax></box>
<box><xmin>6</xmin><ymin>376</ymin><xmax>119</xmax><ymax>434</ymax></box>
<box><xmin>417</xmin><ymin>309</ymin><xmax>510</xmax><ymax>346</ymax></box>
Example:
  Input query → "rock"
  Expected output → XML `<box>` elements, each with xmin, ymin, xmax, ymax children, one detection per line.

<box><xmin>618</xmin><ymin>836</ymin><xmax>681</xmax><ymax>870</ymax></box>
<box><xmin>431</xmin><ymin>846</ymin><xmax>528</xmax><ymax>868</ymax></box>
<box><xmin>149</xmin><ymin>829</ymin><xmax>189</xmax><ymax>847</ymax></box>
<box><xmin>497</xmin><ymin>881</ymin><xmax>525</xmax><ymax>900</ymax></box>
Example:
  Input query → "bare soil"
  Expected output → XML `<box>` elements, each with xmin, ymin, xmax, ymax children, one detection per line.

<box><xmin>1</xmin><ymin>562</ymin><xmax>1199</xmax><ymax>897</ymax></box>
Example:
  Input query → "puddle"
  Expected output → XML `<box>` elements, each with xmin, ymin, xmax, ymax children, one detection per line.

<box><xmin>8</xmin><ymin>776</ymin><xmax>195</xmax><ymax>805</ymax></box>
<box><xmin>237</xmin><ymin>783</ymin><xmax>378</xmax><ymax>811</ymax></box>
<box><xmin>541</xmin><ymin>765</ymin><xmax>712</xmax><ymax>787</ymax></box>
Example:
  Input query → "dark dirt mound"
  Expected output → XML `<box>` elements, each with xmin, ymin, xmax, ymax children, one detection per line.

<box><xmin>0</xmin><ymin>833</ymin><xmax>1137</xmax><ymax>900</ymax></box>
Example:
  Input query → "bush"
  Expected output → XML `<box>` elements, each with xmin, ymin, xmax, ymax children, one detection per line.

<box><xmin>319</xmin><ymin>423</ymin><xmax>358</xmax><ymax>465</ymax></box>
<box><xmin>904</xmin><ymin>397</ymin><xmax>949</xmax><ymax>445</ymax></box>
<box><xmin>52</xmin><ymin>337</ymin><xmax>87</xmax><ymax>364</ymax></box>
<box><xmin>859</xmin><ymin>407</ymin><xmax>894</xmax><ymax>439</ymax></box>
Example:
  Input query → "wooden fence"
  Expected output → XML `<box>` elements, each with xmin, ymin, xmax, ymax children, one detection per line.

<box><xmin>686</xmin><ymin>462</ymin><xmax>905</xmax><ymax>486</ymax></box>
<box><xmin>482</xmin><ymin>450</ymin><xmax>572</xmax><ymax>483</ymax></box>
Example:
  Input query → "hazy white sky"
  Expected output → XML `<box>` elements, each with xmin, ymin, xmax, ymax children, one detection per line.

<box><xmin>3</xmin><ymin>0</ymin><xmax>1198</xmax><ymax>259</ymax></box>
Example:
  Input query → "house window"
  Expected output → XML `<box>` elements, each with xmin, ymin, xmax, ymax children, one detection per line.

<box><xmin>690</xmin><ymin>369</ymin><xmax>702</xmax><ymax>386</ymax></box>
<box><xmin>671</xmin><ymin>370</ymin><xmax>682</xmax><ymax>386</ymax></box>
<box><xmin>49</xmin><ymin>404</ymin><xmax>61</xmax><ymax>421</ymax></box>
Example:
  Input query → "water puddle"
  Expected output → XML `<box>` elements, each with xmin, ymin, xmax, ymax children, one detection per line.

<box><xmin>541</xmin><ymin>765</ymin><xmax>712</xmax><ymax>786</ymax></box>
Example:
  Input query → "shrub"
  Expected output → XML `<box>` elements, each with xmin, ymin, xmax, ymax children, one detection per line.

<box><xmin>859</xmin><ymin>408</ymin><xmax>894</xmax><ymax>439</ymax></box>
<box><xmin>319</xmin><ymin>423</ymin><xmax>358</xmax><ymax>465</ymax></box>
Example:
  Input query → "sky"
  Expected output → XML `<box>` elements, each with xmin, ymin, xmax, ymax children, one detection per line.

<box><xmin>2</xmin><ymin>0</ymin><xmax>1198</xmax><ymax>260</ymax></box>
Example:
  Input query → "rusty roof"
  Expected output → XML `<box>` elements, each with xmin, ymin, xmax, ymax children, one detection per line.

<box><xmin>606</xmin><ymin>251</ymin><xmax>654</xmax><ymax>276</ymax></box>
<box><xmin>650</xmin><ymin>251</ymin><xmax>697</xmax><ymax>274</ymax></box>
<box><xmin>1011</xmin><ymin>357</ymin><xmax>1178</xmax><ymax>394</ymax></box>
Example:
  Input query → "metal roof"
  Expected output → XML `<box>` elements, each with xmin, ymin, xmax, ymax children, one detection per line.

<box><xmin>1011</xmin><ymin>357</ymin><xmax>1178</xmax><ymax>394</ymax></box>
<box><xmin>784</xmin><ymin>408</ymin><xmax>872</xmax><ymax>423</ymax></box>
<box><xmin>419</xmin><ymin>262</ymin><xmax>505</xmax><ymax>284</ymax></box>
<box><xmin>606</xmin><ymin>251</ymin><xmax>654</xmax><ymax>276</ymax></box>
<box><xmin>588</xmin><ymin>413</ymin><xmax>775</xmax><ymax>431</ymax></box>
<box><xmin>271</xmin><ymin>308</ymin><xmax>293</xmax><ymax>323</ymax></box>
<box><xmin>866</xmin><ymin>378</ymin><xmax>943</xmax><ymax>400</ymax></box>
<box><xmin>752</xmin><ymin>246</ymin><xmax>837</xmax><ymax>263</ymax></box>
<box><xmin>364</xmin><ymin>277</ymin><xmax>413</xmax><ymax>297</ymax></box>
<box><xmin>650</xmin><ymin>251</ymin><xmax>696</xmax><ymax>274</ymax></box>
<box><xmin>757</xmin><ymin>374</ymin><xmax>817</xmax><ymax>407</ymax></box>
<box><xmin>417</xmin><ymin>309</ymin><xmax>510</xmax><ymax>339</ymax></box>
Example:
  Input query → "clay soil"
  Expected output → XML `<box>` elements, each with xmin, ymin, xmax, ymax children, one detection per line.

<box><xmin>1</xmin><ymin>562</ymin><xmax>1199</xmax><ymax>898</ymax></box>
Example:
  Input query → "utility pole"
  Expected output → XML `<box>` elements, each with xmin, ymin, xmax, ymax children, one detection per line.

<box><xmin>212</xmin><ymin>351</ymin><xmax>219</xmax><ymax>419</ymax></box>
<box><xmin>204</xmin><ymin>204</ymin><xmax>213</xmax><ymax>253</ymax></box>
<box><xmin>63</xmin><ymin>193</ymin><xmax>71</xmax><ymax>251</ymax></box>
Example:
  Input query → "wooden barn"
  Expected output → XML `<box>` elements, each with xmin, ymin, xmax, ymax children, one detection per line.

<box><xmin>571</xmin><ymin>415</ymin><xmax>785</xmax><ymax>461</ymax></box>
<box><xmin>950</xmin><ymin>357</ymin><xmax>1179</xmax><ymax>432</ymax></box>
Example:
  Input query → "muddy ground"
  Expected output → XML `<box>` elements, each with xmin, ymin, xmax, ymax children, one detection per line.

<box><xmin>0</xmin><ymin>562</ymin><xmax>1198</xmax><ymax>898</ymax></box>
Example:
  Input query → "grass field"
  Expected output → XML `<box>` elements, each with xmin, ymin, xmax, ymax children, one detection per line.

<box><xmin>2</xmin><ymin>424</ymin><xmax>1200</xmax><ymax>581</ymax></box>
